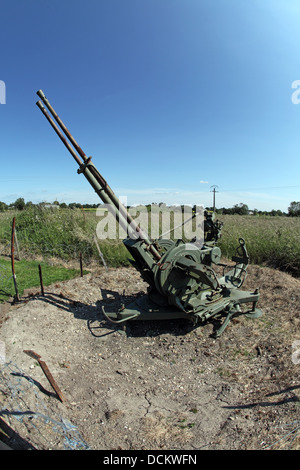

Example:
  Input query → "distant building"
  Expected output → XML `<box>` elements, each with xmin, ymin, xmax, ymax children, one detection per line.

<box><xmin>43</xmin><ymin>204</ymin><xmax>60</xmax><ymax>210</ymax></box>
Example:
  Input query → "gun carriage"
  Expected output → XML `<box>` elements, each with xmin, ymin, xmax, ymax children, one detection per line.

<box><xmin>36</xmin><ymin>90</ymin><xmax>262</xmax><ymax>336</ymax></box>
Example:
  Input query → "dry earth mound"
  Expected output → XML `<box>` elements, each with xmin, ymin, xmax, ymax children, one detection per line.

<box><xmin>0</xmin><ymin>265</ymin><xmax>299</xmax><ymax>450</ymax></box>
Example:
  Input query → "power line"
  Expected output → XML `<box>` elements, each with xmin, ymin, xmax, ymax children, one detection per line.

<box><xmin>210</xmin><ymin>185</ymin><xmax>219</xmax><ymax>212</ymax></box>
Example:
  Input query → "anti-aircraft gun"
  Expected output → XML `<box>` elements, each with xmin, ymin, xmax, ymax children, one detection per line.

<box><xmin>36</xmin><ymin>90</ymin><xmax>262</xmax><ymax>337</ymax></box>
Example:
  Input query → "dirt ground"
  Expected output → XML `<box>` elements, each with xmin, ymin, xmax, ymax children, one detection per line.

<box><xmin>0</xmin><ymin>262</ymin><xmax>299</xmax><ymax>451</ymax></box>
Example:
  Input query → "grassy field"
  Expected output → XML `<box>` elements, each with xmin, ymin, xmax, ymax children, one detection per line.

<box><xmin>0</xmin><ymin>257</ymin><xmax>86</xmax><ymax>302</ymax></box>
<box><xmin>218</xmin><ymin>214</ymin><xmax>300</xmax><ymax>277</ymax></box>
<box><xmin>0</xmin><ymin>208</ymin><xmax>300</xmax><ymax>278</ymax></box>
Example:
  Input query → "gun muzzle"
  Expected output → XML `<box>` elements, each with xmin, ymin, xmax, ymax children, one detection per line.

<box><xmin>36</xmin><ymin>90</ymin><xmax>161</xmax><ymax>260</ymax></box>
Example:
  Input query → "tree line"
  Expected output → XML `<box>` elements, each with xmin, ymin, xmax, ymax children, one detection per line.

<box><xmin>0</xmin><ymin>198</ymin><xmax>300</xmax><ymax>216</ymax></box>
<box><xmin>0</xmin><ymin>198</ymin><xmax>100</xmax><ymax>211</ymax></box>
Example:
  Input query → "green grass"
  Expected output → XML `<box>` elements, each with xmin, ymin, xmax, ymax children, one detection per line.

<box><xmin>0</xmin><ymin>207</ymin><xmax>130</xmax><ymax>267</ymax></box>
<box><xmin>217</xmin><ymin>215</ymin><xmax>300</xmax><ymax>276</ymax></box>
<box><xmin>1</xmin><ymin>209</ymin><xmax>300</xmax><ymax>277</ymax></box>
<box><xmin>0</xmin><ymin>257</ymin><xmax>87</xmax><ymax>302</ymax></box>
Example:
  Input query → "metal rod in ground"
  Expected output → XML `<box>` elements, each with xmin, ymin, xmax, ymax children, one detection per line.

<box><xmin>80</xmin><ymin>252</ymin><xmax>83</xmax><ymax>277</ymax></box>
<box><xmin>23</xmin><ymin>350</ymin><xmax>65</xmax><ymax>403</ymax></box>
<box><xmin>38</xmin><ymin>264</ymin><xmax>45</xmax><ymax>296</ymax></box>
<box><xmin>93</xmin><ymin>235</ymin><xmax>108</xmax><ymax>270</ymax></box>
<box><xmin>11</xmin><ymin>217</ymin><xmax>19</xmax><ymax>302</ymax></box>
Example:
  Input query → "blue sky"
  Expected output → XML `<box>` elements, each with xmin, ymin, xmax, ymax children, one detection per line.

<box><xmin>1</xmin><ymin>0</ymin><xmax>300</xmax><ymax>211</ymax></box>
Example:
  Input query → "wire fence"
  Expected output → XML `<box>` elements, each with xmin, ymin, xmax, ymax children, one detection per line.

<box><xmin>0</xmin><ymin>238</ymin><xmax>14</xmax><ymax>301</ymax></box>
<box><xmin>0</xmin><ymin>360</ymin><xmax>90</xmax><ymax>450</ymax></box>
<box><xmin>0</xmin><ymin>216</ymin><xmax>92</xmax><ymax>449</ymax></box>
<box><xmin>263</xmin><ymin>420</ymin><xmax>300</xmax><ymax>450</ymax></box>
<box><xmin>0</xmin><ymin>215</ymin><xmax>108</xmax><ymax>303</ymax></box>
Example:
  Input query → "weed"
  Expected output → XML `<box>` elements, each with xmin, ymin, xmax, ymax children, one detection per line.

<box><xmin>1</xmin><ymin>211</ymin><xmax>300</xmax><ymax>276</ymax></box>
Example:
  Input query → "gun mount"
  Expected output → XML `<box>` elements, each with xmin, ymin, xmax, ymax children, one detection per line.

<box><xmin>36</xmin><ymin>90</ymin><xmax>262</xmax><ymax>337</ymax></box>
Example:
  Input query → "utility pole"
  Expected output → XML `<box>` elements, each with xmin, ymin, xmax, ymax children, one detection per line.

<box><xmin>210</xmin><ymin>185</ymin><xmax>219</xmax><ymax>212</ymax></box>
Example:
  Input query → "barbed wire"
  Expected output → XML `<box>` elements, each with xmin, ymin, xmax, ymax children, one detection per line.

<box><xmin>263</xmin><ymin>420</ymin><xmax>300</xmax><ymax>450</ymax></box>
<box><xmin>0</xmin><ymin>222</ymin><xmax>108</xmax><ymax>302</ymax></box>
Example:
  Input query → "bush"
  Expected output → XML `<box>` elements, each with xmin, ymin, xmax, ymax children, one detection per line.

<box><xmin>11</xmin><ymin>206</ymin><xmax>131</xmax><ymax>267</ymax></box>
<box><xmin>14</xmin><ymin>206</ymin><xmax>94</xmax><ymax>260</ymax></box>
<box><xmin>2</xmin><ymin>210</ymin><xmax>300</xmax><ymax>276</ymax></box>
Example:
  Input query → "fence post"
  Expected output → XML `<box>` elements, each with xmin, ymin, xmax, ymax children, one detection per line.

<box><xmin>80</xmin><ymin>252</ymin><xmax>83</xmax><ymax>277</ymax></box>
<box><xmin>38</xmin><ymin>264</ymin><xmax>45</xmax><ymax>296</ymax></box>
<box><xmin>11</xmin><ymin>217</ymin><xmax>20</xmax><ymax>302</ymax></box>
